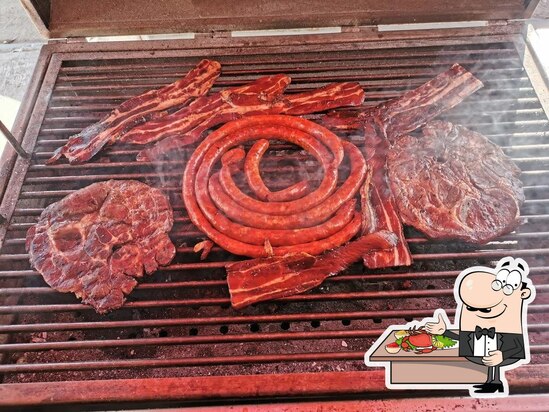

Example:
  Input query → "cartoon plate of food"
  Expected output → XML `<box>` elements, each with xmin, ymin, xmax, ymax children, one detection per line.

<box><xmin>385</xmin><ymin>327</ymin><xmax>458</xmax><ymax>354</ymax></box>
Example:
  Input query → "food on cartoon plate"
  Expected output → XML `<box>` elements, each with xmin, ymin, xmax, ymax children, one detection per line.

<box><xmin>385</xmin><ymin>327</ymin><xmax>458</xmax><ymax>354</ymax></box>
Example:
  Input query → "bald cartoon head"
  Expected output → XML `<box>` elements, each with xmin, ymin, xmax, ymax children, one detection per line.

<box><xmin>457</xmin><ymin>257</ymin><xmax>534</xmax><ymax>334</ymax></box>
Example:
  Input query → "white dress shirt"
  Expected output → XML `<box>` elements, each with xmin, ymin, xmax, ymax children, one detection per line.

<box><xmin>473</xmin><ymin>332</ymin><xmax>498</xmax><ymax>357</ymax></box>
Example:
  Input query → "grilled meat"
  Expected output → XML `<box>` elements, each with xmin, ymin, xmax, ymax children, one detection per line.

<box><xmin>134</xmin><ymin>80</ymin><xmax>365</xmax><ymax>161</ymax></box>
<box><xmin>182</xmin><ymin>115</ymin><xmax>368</xmax><ymax>258</ymax></box>
<box><xmin>388</xmin><ymin>121</ymin><xmax>524</xmax><ymax>243</ymax></box>
<box><xmin>322</xmin><ymin>64</ymin><xmax>484</xmax><ymax>267</ymax></box>
<box><xmin>227</xmin><ymin>230</ymin><xmax>398</xmax><ymax>309</ymax></box>
<box><xmin>48</xmin><ymin>59</ymin><xmax>221</xmax><ymax>164</ymax></box>
<box><xmin>25</xmin><ymin>180</ymin><xmax>175</xmax><ymax>313</ymax></box>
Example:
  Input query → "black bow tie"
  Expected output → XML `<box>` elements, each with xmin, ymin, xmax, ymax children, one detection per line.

<box><xmin>475</xmin><ymin>326</ymin><xmax>496</xmax><ymax>339</ymax></box>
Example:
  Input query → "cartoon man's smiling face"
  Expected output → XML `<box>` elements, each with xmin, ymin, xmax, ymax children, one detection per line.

<box><xmin>458</xmin><ymin>267</ymin><xmax>532</xmax><ymax>334</ymax></box>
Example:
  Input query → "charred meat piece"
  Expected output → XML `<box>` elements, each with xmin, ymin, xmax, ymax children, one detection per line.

<box><xmin>323</xmin><ymin>64</ymin><xmax>484</xmax><ymax>267</ymax></box>
<box><xmin>48</xmin><ymin>59</ymin><xmax>221</xmax><ymax>164</ymax></box>
<box><xmin>388</xmin><ymin>121</ymin><xmax>524</xmax><ymax>243</ymax></box>
<box><xmin>227</xmin><ymin>230</ymin><xmax>398</xmax><ymax>309</ymax></box>
<box><xmin>25</xmin><ymin>180</ymin><xmax>176</xmax><ymax>313</ymax></box>
<box><xmin>134</xmin><ymin>80</ymin><xmax>365</xmax><ymax>162</ymax></box>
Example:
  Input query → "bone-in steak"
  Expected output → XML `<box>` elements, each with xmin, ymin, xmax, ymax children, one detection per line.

<box><xmin>25</xmin><ymin>180</ymin><xmax>176</xmax><ymax>313</ymax></box>
<box><xmin>387</xmin><ymin>121</ymin><xmax>524</xmax><ymax>243</ymax></box>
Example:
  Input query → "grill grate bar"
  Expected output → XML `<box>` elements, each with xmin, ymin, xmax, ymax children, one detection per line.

<box><xmin>1</xmin><ymin>347</ymin><xmax>548</xmax><ymax>374</ymax></box>
<box><xmin>58</xmin><ymin>56</ymin><xmax>519</xmax><ymax>77</ymax></box>
<box><xmin>4</xmin><ymin>248</ymin><xmax>549</xmax><ymax>264</ymax></box>
<box><xmin>4</xmin><ymin>229</ymin><xmax>549</xmax><ymax>248</ymax></box>
<box><xmin>0</xmin><ymin>286</ymin><xmax>548</xmax><ymax>314</ymax></box>
<box><xmin>1</xmin><ymin>266</ymin><xmax>549</xmax><ymax>281</ymax></box>
<box><xmin>0</xmin><ymin>265</ymin><xmax>547</xmax><ymax>293</ymax></box>
<box><xmin>2</xmin><ymin>325</ymin><xmax>549</xmax><ymax>353</ymax></box>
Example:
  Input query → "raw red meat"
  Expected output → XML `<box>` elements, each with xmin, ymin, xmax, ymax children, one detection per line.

<box><xmin>48</xmin><ymin>59</ymin><xmax>221</xmax><ymax>164</ymax></box>
<box><xmin>25</xmin><ymin>180</ymin><xmax>175</xmax><ymax>313</ymax></box>
<box><xmin>133</xmin><ymin>81</ymin><xmax>365</xmax><ymax>161</ymax></box>
<box><xmin>388</xmin><ymin>121</ymin><xmax>524</xmax><ymax>243</ymax></box>
<box><xmin>226</xmin><ymin>230</ymin><xmax>397</xmax><ymax>309</ymax></box>
<box><xmin>323</xmin><ymin>64</ymin><xmax>484</xmax><ymax>267</ymax></box>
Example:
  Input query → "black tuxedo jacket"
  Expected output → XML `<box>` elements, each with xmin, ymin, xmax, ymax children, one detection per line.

<box><xmin>443</xmin><ymin>329</ymin><xmax>526</xmax><ymax>360</ymax></box>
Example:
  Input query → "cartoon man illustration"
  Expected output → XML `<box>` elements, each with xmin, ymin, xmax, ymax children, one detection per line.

<box><xmin>365</xmin><ymin>256</ymin><xmax>536</xmax><ymax>397</ymax></box>
<box><xmin>424</xmin><ymin>257</ymin><xmax>535</xmax><ymax>394</ymax></box>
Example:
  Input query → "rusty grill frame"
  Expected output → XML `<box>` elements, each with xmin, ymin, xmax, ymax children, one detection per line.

<box><xmin>0</xmin><ymin>24</ymin><xmax>548</xmax><ymax>409</ymax></box>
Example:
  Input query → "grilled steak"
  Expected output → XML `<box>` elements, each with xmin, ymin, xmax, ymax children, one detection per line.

<box><xmin>25</xmin><ymin>180</ymin><xmax>176</xmax><ymax>313</ymax></box>
<box><xmin>387</xmin><ymin>121</ymin><xmax>524</xmax><ymax>243</ymax></box>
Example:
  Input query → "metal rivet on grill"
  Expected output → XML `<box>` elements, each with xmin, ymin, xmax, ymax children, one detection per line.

<box><xmin>311</xmin><ymin>320</ymin><xmax>321</xmax><ymax>328</ymax></box>
<box><xmin>189</xmin><ymin>328</ymin><xmax>199</xmax><ymax>336</ymax></box>
<box><xmin>250</xmin><ymin>323</ymin><xmax>260</xmax><ymax>333</ymax></box>
<box><xmin>280</xmin><ymin>322</ymin><xmax>290</xmax><ymax>330</ymax></box>
<box><xmin>219</xmin><ymin>325</ymin><xmax>229</xmax><ymax>334</ymax></box>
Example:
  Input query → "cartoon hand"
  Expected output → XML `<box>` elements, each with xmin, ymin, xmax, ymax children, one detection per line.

<box><xmin>482</xmin><ymin>350</ymin><xmax>503</xmax><ymax>366</ymax></box>
<box><xmin>424</xmin><ymin>313</ymin><xmax>447</xmax><ymax>335</ymax></box>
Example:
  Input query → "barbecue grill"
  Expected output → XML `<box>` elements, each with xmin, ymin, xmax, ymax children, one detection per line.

<box><xmin>0</xmin><ymin>0</ymin><xmax>548</xmax><ymax>409</ymax></box>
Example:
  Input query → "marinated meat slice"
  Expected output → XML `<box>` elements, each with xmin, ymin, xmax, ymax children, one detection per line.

<box><xmin>362</xmin><ymin>133</ymin><xmax>413</xmax><ymax>268</ymax></box>
<box><xmin>134</xmin><ymin>81</ymin><xmax>365</xmax><ymax>161</ymax></box>
<box><xmin>132</xmin><ymin>74</ymin><xmax>292</xmax><ymax>161</ymax></box>
<box><xmin>388</xmin><ymin>121</ymin><xmax>524</xmax><ymax>243</ymax></box>
<box><xmin>227</xmin><ymin>230</ymin><xmax>398</xmax><ymax>309</ymax></box>
<box><xmin>48</xmin><ymin>59</ymin><xmax>221</xmax><ymax>164</ymax></box>
<box><xmin>323</xmin><ymin>63</ymin><xmax>484</xmax><ymax>143</ymax></box>
<box><xmin>25</xmin><ymin>180</ymin><xmax>176</xmax><ymax>313</ymax></box>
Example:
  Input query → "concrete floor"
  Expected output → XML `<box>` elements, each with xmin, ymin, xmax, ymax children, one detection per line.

<box><xmin>0</xmin><ymin>0</ymin><xmax>547</xmax><ymax>157</ymax></box>
<box><xmin>0</xmin><ymin>0</ymin><xmax>44</xmax><ymax>156</ymax></box>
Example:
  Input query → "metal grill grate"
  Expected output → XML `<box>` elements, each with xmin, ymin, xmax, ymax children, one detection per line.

<box><xmin>0</xmin><ymin>30</ymin><xmax>548</xmax><ymax>405</ymax></box>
